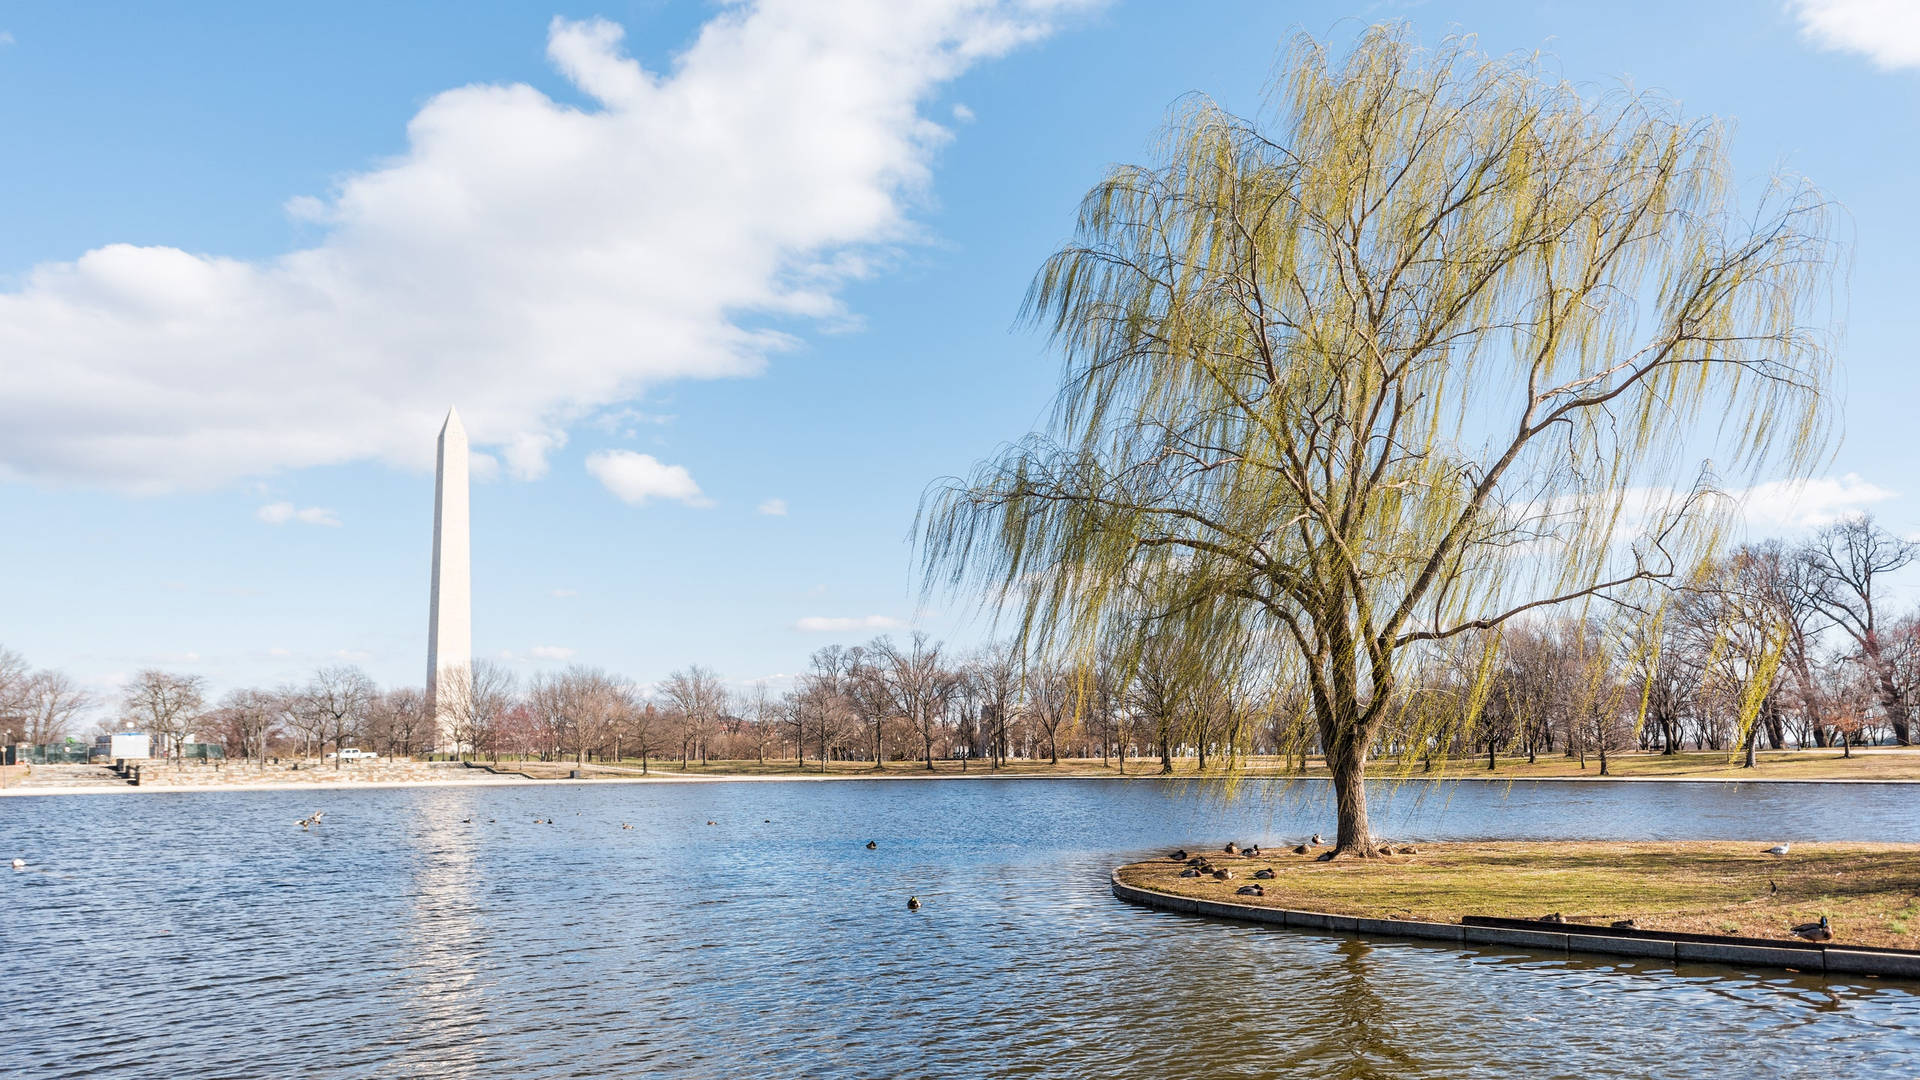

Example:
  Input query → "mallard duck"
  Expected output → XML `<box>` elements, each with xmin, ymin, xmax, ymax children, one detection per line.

<box><xmin>1611</xmin><ymin>918</ymin><xmax>1638</xmax><ymax>930</ymax></box>
<box><xmin>1253</xmin><ymin>868</ymin><xmax>1276</xmax><ymax>880</ymax></box>
<box><xmin>907</xmin><ymin>896</ymin><xmax>921</xmax><ymax>911</ymax></box>
<box><xmin>1236</xmin><ymin>883</ymin><xmax>1265</xmax><ymax>897</ymax></box>
<box><xmin>1292</xmin><ymin>844</ymin><xmax>1309</xmax><ymax>855</ymax></box>
<box><xmin>1540</xmin><ymin>912</ymin><xmax>1566</xmax><ymax>924</ymax></box>
<box><xmin>1179</xmin><ymin>868</ymin><xmax>1202</xmax><ymax>878</ymax></box>
<box><xmin>1378</xmin><ymin>845</ymin><xmax>1397</xmax><ymax>856</ymax></box>
<box><xmin>1791</xmin><ymin>916</ymin><xmax>1832</xmax><ymax>941</ymax></box>
<box><xmin>1245</xmin><ymin>845</ymin><xmax>1261</xmax><ymax>857</ymax></box>
<box><xmin>866</xmin><ymin>840</ymin><xmax>877</xmax><ymax>850</ymax></box>
<box><xmin>1170</xmin><ymin>849</ymin><xmax>1188</xmax><ymax>861</ymax></box>
<box><xmin>1212</xmin><ymin>868</ymin><xmax>1234</xmax><ymax>880</ymax></box>
<box><xmin>1223</xmin><ymin>842</ymin><xmax>1239</xmax><ymax>854</ymax></box>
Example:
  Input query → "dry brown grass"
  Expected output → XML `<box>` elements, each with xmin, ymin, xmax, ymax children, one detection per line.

<box><xmin>1118</xmin><ymin>841</ymin><xmax>1920</xmax><ymax>950</ymax></box>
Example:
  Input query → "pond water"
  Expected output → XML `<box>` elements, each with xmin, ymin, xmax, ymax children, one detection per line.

<box><xmin>4</xmin><ymin>777</ymin><xmax>1918</xmax><ymax>1079</ymax></box>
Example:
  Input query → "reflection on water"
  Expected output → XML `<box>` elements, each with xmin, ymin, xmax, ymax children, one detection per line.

<box><xmin>3</xmin><ymin>778</ymin><xmax>1917</xmax><ymax>1079</ymax></box>
<box><xmin>389</xmin><ymin>791</ymin><xmax>485</xmax><ymax>1079</ymax></box>
<box><xmin>1280</xmin><ymin>939</ymin><xmax>1422</xmax><ymax>1080</ymax></box>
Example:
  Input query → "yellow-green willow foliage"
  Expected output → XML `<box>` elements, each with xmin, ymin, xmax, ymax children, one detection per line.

<box><xmin>919</xmin><ymin>27</ymin><xmax>1839</xmax><ymax>854</ymax></box>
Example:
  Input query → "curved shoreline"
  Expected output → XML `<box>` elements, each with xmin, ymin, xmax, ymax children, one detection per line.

<box><xmin>1110</xmin><ymin>871</ymin><xmax>1920</xmax><ymax>981</ymax></box>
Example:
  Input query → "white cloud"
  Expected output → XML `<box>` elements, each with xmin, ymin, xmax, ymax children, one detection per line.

<box><xmin>0</xmin><ymin>3</ymin><xmax>1095</xmax><ymax>493</ymax></box>
<box><xmin>530</xmin><ymin>645</ymin><xmax>575</xmax><ymax>660</ymax></box>
<box><xmin>585</xmin><ymin>449</ymin><xmax>709</xmax><ymax>506</ymax></box>
<box><xmin>795</xmin><ymin>614</ymin><xmax>905</xmax><ymax>632</ymax></box>
<box><xmin>0</xmin><ymin>32</ymin><xmax>13</xmax><ymax>47</ymax></box>
<box><xmin>1735</xmin><ymin>472</ymin><xmax>1897</xmax><ymax>529</ymax></box>
<box><xmin>951</xmin><ymin>102</ymin><xmax>976</xmax><ymax>122</ymax></box>
<box><xmin>256</xmin><ymin>501</ymin><xmax>341</xmax><ymax>526</ymax></box>
<box><xmin>1790</xmin><ymin>0</ymin><xmax>1920</xmax><ymax>68</ymax></box>
<box><xmin>757</xmin><ymin>497</ymin><xmax>788</xmax><ymax>516</ymax></box>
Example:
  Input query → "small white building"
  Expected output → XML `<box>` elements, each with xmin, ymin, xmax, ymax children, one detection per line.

<box><xmin>93</xmin><ymin>731</ymin><xmax>152</xmax><ymax>760</ymax></box>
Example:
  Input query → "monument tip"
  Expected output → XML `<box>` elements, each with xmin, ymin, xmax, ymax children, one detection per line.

<box><xmin>441</xmin><ymin>405</ymin><xmax>464</xmax><ymax>434</ymax></box>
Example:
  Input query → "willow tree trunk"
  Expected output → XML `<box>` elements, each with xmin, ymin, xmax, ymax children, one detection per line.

<box><xmin>1320</xmin><ymin>714</ymin><xmax>1377</xmax><ymax>857</ymax></box>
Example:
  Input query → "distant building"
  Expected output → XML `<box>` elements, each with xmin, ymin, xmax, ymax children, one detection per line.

<box><xmin>93</xmin><ymin>731</ymin><xmax>153</xmax><ymax>760</ymax></box>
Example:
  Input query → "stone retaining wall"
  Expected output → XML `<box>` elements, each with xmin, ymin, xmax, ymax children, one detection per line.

<box><xmin>1110</xmin><ymin>872</ymin><xmax>1920</xmax><ymax>981</ymax></box>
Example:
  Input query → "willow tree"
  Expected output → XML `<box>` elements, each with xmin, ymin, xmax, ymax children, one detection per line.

<box><xmin>920</xmin><ymin>27</ymin><xmax>1838</xmax><ymax>856</ymax></box>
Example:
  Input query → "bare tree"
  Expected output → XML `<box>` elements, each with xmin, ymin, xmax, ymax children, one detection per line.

<box><xmin>1026</xmin><ymin>664</ymin><xmax>1072</xmax><ymax>766</ymax></box>
<box><xmin>306</xmin><ymin>665</ymin><xmax>377</xmax><ymax>768</ymax></box>
<box><xmin>0</xmin><ymin>647</ymin><xmax>31</xmax><ymax>744</ymax></box>
<box><xmin>276</xmin><ymin>684</ymin><xmax>325</xmax><ymax>762</ymax></box>
<box><xmin>1794</xmin><ymin>514</ymin><xmax>1917</xmax><ymax>744</ymax></box>
<box><xmin>371</xmin><ymin>687</ymin><xmax>430</xmax><ymax>760</ymax></box>
<box><xmin>661</xmin><ymin>664</ymin><xmax>727</xmax><ymax>767</ymax></box>
<box><xmin>440</xmin><ymin>660</ymin><xmax>517</xmax><ymax>760</ymax></box>
<box><xmin>846</xmin><ymin>646</ymin><xmax>896</xmax><ymax>768</ymax></box>
<box><xmin>970</xmin><ymin>643</ymin><xmax>1021</xmax><ymax>769</ymax></box>
<box><xmin>19</xmin><ymin>669</ymin><xmax>90</xmax><ymax>745</ymax></box>
<box><xmin>623</xmin><ymin>699</ymin><xmax>669</xmax><ymax>773</ymax></box>
<box><xmin>869</xmin><ymin>633</ymin><xmax>955</xmax><ymax>770</ymax></box>
<box><xmin>121</xmin><ymin>669</ymin><xmax>207</xmax><ymax>766</ymax></box>
<box><xmin>217</xmin><ymin>687</ymin><xmax>279</xmax><ymax>767</ymax></box>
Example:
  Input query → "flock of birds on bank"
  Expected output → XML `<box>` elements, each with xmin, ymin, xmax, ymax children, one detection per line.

<box><xmin>1159</xmin><ymin>838</ymin><xmax>1842</xmax><ymax>940</ymax></box>
<box><xmin>1171</xmin><ymin>834</ymin><xmax>1414</xmax><ymax>890</ymax></box>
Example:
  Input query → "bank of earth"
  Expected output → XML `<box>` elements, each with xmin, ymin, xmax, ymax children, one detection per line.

<box><xmin>1116</xmin><ymin>841</ymin><xmax>1920</xmax><ymax>951</ymax></box>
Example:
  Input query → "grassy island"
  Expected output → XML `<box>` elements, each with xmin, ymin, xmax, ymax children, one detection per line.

<box><xmin>1117</xmin><ymin>842</ymin><xmax>1920</xmax><ymax>951</ymax></box>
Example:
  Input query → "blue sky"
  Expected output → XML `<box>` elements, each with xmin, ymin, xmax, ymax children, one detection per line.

<box><xmin>1</xmin><ymin>0</ymin><xmax>1915</xmax><ymax>703</ymax></box>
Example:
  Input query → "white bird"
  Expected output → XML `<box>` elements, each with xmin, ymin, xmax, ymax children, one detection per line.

<box><xmin>10</xmin><ymin>858</ymin><xmax>24</xmax><ymax>870</ymax></box>
<box><xmin>1766</xmin><ymin>844</ymin><xmax>1790</xmax><ymax>856</ymax></box>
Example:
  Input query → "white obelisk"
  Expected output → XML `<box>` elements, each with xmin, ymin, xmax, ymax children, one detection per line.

<box><xmin>426</xmin><ymin>407</ymin><xmax>471</xmax><ymax>752</ymax></box>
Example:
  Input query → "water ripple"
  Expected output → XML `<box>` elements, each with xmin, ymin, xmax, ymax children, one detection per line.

<box><xmin>3</xmin><ymin>778</ymin><xmax>1917</xmax><ymax>1078</ymax></box>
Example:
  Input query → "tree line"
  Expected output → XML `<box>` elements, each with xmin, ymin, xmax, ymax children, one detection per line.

<box><xmin>3</xmin><ymin>514</ymin><xmax>1913</xmax><ymax>773</ymax></box>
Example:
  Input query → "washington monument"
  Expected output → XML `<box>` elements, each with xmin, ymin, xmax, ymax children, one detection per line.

<box><xmin>425</xmin><ymin>406</ymin><xmax>471</xmax><ymax>749</ymax></box>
